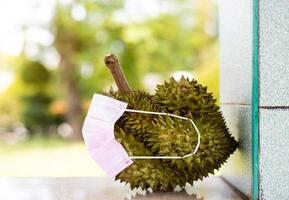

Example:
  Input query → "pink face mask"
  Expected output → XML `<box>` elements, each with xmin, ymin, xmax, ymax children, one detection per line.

<box><xmin>82</xmin><ymin>94</ymin><xmax>200</xmax><ymax>177</ymax></box>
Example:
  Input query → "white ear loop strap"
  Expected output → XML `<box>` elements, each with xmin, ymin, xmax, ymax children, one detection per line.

<box><xmin>124</xmin><ymin>109</ymin><xmax>201</xmax><ymax>160</ymax></box>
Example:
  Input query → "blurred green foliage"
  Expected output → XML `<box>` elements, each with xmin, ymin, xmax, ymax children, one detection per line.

<box><xmin>0</xmin><ymin>0</ymin><xmax>218</xmax><ymax>138</ymax></box>
<box><xmin>15</xmin><ymin>60</ymin><xmax>64</xmax><ymax>136</ymax></box>
<box><xmin>21</xmin><ymin>61</ymin><xmax>50</xmax><ymax>85</ymax></box>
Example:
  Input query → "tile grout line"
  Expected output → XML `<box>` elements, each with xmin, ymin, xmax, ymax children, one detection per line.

<box><xmin>220</xmin><ymin>103</ymin><xmax>251</xmax><ymax>107</ymax></box>
<box><xmin>219</xmin><ymin>104</ymin><xmax>289</xmax><ymax>110</ymax></box>
<box><xmin>259</xmin><ymin>106</ymin><xmax>289</xmax><ymax>110</ymax></box>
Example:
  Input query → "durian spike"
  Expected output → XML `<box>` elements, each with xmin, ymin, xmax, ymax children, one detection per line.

<box><xmin>104</xmin><ymin>53</ymin><xmax>131</xmax><ymax>93</ymax></box>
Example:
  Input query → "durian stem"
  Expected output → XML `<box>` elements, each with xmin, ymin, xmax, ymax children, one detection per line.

<box><xmin>104</xmin><ymin>54</ymin><xmax>131</xmax><ymax>93</ymax></box>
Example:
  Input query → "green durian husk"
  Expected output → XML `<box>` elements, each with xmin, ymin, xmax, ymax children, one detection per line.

<box><xmin>114</xmin><ymin>126</ymin><xmax>185</xmax><ymax>191</ymax></box>
<box><xmin>107</xmin><ymin>77</ymin><xmax>237</xmax><ymax>191</ymax></box>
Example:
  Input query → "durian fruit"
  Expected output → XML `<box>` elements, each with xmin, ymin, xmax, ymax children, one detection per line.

<box><xmin>114</xmin><ymin>126</ymin><xmax>185</xmax><ymax>191</ymax></box>
<box><xmin>152</xmin><ymin>77</ymin><xmax>237</xmax><ymax>180</ymax></box>
<box><xmin>104</xmin><ymin>54</ymin><xmax>237</xmax><ymax>192</ymax></box>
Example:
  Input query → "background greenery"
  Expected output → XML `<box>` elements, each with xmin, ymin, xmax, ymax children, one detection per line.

<box><xmin>0</xmin><ymin>0</ymin><xmax>218</xmax><ymax>176</ymax></box>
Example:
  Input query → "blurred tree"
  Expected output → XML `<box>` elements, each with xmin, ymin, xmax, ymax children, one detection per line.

<box><xmin>51</xmin><ymin>0</ymin><xmax>218</xmax><ymax>139</ymax></box>
<box><xmin>0</xmin><ymin>0</ymin><xmax>218</xmax><ymax>139</ymax></box>
<box><xmin>18</xmin><ymin>59</ymin><xmax>63</xmax><ymax>136</ymax></box>
<box><xmin>53</xmin><ymin>1</ymin><xmax>123</xmax><ymax>139</ymax></box>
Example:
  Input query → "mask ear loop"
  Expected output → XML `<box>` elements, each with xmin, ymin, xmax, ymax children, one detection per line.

<box><xmin>124</xmin><ymin>109</ymin><xmax>201</xmax><ymax>160</ymax></box>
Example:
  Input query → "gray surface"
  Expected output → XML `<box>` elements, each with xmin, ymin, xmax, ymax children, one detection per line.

<box><xmin>219</xmin><ymin>0</ymin><xmax>252</xmax><ymax>105</ymax></box>
<box><xmin>0</xmin><ymin>177</ymin><xmax>243</xmax><ymax>200</ymax></box>
<box><xmin>219</xmin><ymin>0</ymin><xmax>253</xmax><ymax>197</ymax></box>
<box><xmin>220</xmin><ymin>104</ymin><xmax>252</xmax><ymax>197</ymax></box>
<box><xmin>259</xmin><ymin>1</ymin><xmax>289</xmax><ymax>106</ymax></box>
<box><xmin>258</xmin><ymin>1</ymin><xmax>289</xmax><ymax>199</ymax></box>
<box><xmin>259</xmin><ymin>109</ymin><xmax>289</xmax><ymax>200</ymax></box>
